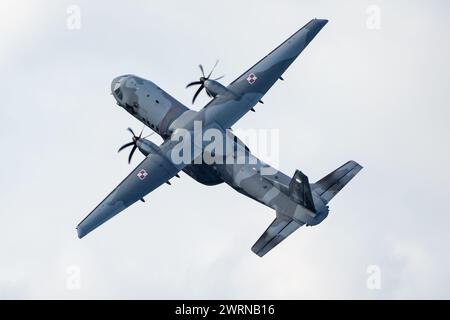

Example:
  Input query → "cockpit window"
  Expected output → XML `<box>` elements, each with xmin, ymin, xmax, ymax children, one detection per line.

<box><xmin>113</xmin><ymin>82</ymin><xmax>123</xmax><ymax>100</ymax></box>
<box><xmin>113</xmin><ymin>81</ymin><xmax>120</xmax><ymax>91</ymax></box>
<box><xmin>114</xmin><ymin>87</ymin><xmax>123</xmax><ymax>100</ymax></box>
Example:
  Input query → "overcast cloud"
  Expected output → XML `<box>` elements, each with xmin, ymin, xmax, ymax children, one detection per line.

<box><xmin>1</xmin><ymin>0</ymin><xmax>450</xmax><ymax>299</ymax></box>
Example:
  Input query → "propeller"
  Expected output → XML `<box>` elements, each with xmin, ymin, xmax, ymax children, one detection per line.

<box><xmin>118</xmin><ymin>127</ymin><xmax>153</xmax><ymax>164</ymax></box>
<box><xmin>186</xmin><ymin>60</ymin><xmax>224</xmax><ymax>104</ymax></box>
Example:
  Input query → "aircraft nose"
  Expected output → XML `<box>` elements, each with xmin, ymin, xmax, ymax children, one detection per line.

<box><xmin>111</xmin><ymin>75</ymin><xmax>128</xmax><ymax>102</ymax></box>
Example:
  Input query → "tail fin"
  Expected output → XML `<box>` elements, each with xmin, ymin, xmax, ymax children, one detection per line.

<box><xmin>313</xmin><ymin>160</ymin><xmax>363</xmax><ymax>203</ymax></box>
<box><xmin>289</xmin><ymin>170</ymin><xmax>316</xmax><ymax>212</ymax></box>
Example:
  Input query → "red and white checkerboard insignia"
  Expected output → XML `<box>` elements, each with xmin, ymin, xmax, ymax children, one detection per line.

<box><xmin>137</xmin><ymin>169</ymin><xmax>148</xmax><ymax>180</ymax></box>
<box><xmin>246</xmin><ymin>73</ymin><xmax>258</xmax><ymax>84</ymax></box>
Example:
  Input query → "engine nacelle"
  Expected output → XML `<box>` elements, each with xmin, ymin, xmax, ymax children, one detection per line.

<box><xmin>203</xmin><ymin>79</ymin><xmax>234</xmax><ymax>98</ymax></box>
<box><xmin>136</xmin><ymin>139</ymin><xmax>161</xmax><ymax>157</ymax></box>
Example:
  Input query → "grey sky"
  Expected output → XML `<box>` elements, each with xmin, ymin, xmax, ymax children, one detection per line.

<box><xmin>1</xmin><ymin>0</ymin><xmax>450</xmax><ymax>299</ymax></box>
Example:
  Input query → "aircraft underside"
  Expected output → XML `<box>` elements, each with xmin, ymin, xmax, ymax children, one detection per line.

<box><xmin>77</xmin><ymin>18</ymin><xmax>363</xmax><ymax>257</ymax></box>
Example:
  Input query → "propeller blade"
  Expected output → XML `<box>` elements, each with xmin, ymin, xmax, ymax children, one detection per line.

<box><xmin>207</xmin><ymin>60</ymin><xmax>219</xmax><ymax>78</ymax></box>
<box><xmin>128</xmin><ymin>145</ymin><xmax>137</xmax><ymax>164</ymax></box>
<box><xmin>186</xmin><ymin>81</ymin><xmax>202</xmax><ymax>88</ymax></box>
<box><xmin>118</xmin><ymin>141</ymin><xmax>135</xmax><ymax>153</ymax></box>
<box><xmin>212</xmin><ymin>75</ymin><xmax>224</xmax><ymax>81</ymax></box>
<box><xmin>199</xmin><ymin>64</ymin><xmax>205</xmax><ymax>77</ymax></box>
<box><xmin>127</xmin><ymin>127</ymin><xmax>136</xmax><ymax>137</ymax></box>
<box><xmin>192</xmin><ymin>84</ymin><xmax>204</xmax><ymax>104</ymax></box>
<box><xmin>143</xmin><ymin>131</ymin><xmax>155</xmax><ymax>139</ymax></box>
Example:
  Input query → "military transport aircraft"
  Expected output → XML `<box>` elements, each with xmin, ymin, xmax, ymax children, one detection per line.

<box><xmin>77</xmin><ymin>19</ymin><xmax>362</xmax><ymax>257</ymax></box>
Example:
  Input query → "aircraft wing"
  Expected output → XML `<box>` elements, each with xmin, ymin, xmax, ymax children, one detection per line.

<box><xmin>202</xmin><ymin>18</ymin><xmax>328</xmax><ymax>128</ymax></box>
<box><xmin>77</xmin><ymin>121</ymin><xmax>219</xmax><ymax>238</ymax></box>
<box><xmin>76</xmin><ymin>151</ymin><xmax>180</xmax><ymax>238</ymax></box>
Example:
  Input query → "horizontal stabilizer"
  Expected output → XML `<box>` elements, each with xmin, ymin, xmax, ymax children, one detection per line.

<box><xmin>251</xmin><ymin>216</ymin><xmax>304</xmax><ymax>257</ymax></box>
<box><xmin>313</xmin><ymin>160</ymin><xmax>363</xmax><ymax>203</ymax></box>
